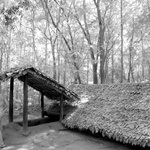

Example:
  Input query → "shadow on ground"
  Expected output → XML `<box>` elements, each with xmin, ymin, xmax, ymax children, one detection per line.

<box><xmin>0</xmin><ymin>122</ymin><xmax>146</xmax><ymax>150</ymax></box>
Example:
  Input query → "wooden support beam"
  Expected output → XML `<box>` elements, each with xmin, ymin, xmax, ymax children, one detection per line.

<box><xmin>9</xmin><ymin>78</ymin><xmax>14</xmax><ymax>122</ymax></box>
<box><xmin>41</xmin><ymin>93</ymin><xmax>44</xmax><ymax>118</ymax></box>
<box><xmin>22</xmin><ymin>75</ymin><xmax>30</xmax><ymax>135</ymax></box>
<box><xmin>16</xmin><ymin>117</ymin><xmax>55</xmax><ymax>127</ymax></box>
<box><xmin>59</xmin><ymin>94</ymin><xmax>64</xmax><ymax>122</ymax></box>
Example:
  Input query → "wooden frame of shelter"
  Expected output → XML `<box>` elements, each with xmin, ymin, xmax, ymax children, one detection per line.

<box><xmin>0</xmin><ymin>66</ymin><xmax>79</xmax><ymax>135</ymax></box>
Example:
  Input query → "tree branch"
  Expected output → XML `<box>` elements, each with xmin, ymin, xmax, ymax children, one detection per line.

<box><xmin>41</xmin><ymin>0</ymin><xmax>72</xmax><ymax>51</ymax></box>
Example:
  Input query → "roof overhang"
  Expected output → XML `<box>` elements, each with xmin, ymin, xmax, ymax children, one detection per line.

<box><xmin>0</xmin><ymin>66</ymin><xmax>79</xmax><ymax>101</ymax></box>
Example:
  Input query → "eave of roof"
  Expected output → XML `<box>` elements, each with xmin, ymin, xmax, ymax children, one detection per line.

<box><xmin>63</xmin><ymin>83</ymin><xmax>150</xmax><ymax>147</ymax></box>
<box><xmin>0</xmin><ymin>66</ymin><xmax>79</xmax><ymax>101</ymax></box>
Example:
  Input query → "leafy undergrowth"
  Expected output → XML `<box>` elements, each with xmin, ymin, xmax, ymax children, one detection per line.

<box><xmin>46</xmin><ymin>101</ymin><xmax>77</xmax><ymax>115</ymax></box>
<box><xmin>2</xmin><ymin>100</ymin><xmax>75</xmax><ymax>124</ymax></box>
<box><xmin>3</xmin><ymin>103</ymin><xmax>45</xmax><ymax>124</ymax></box>
<box><xmin>63</xmin><ymin>83</ymin><xmax>150</xmax><ymax>147</ymax></box>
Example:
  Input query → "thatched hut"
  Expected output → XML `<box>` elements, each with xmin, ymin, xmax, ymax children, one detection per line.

<box><xmin>0</xmin><ymin>66</ymin><xmax>79</xmax><ymax>135</ymax></box>
<box><xmin>63</xmin><ymin>83</ymin><xmax>150</xmax><ymax>147</ymax></box>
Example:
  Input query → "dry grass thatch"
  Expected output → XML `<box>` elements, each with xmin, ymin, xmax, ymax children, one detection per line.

<box><xmin>63</xmin><ymin>83</ymin><xmax>150</xmax><ymax>147</ymax></box>
<box><xmin>0</xmin><ymin>65</ymin><xmax>79</xmax><ymax>101</ymax></box>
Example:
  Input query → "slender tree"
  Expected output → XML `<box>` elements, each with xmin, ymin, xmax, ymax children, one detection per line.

<box><xmin>127</xmin><ymin>17</ymin><xmax>135</xmax><ymax>82</ymax></box>
<box><xmin>120</xmin><ymin>0</ymin><xmax>124</xmax><ymax>83</ymax></box>
<box><xmin>93</xmin><ymin>0</ymin><xmax>105</xmax><ymax>84</ymax></box>
<box><xmin>141</xmin><ymin>31</ymin><xmax>144</xmax><ymax>81</ymax></box>
<box><xmin>74</xmin><ymin>0</ymin><xmax>98</xmax><ymax>84</ymax></box>
<box><xmin>41</xmin><ymin>0</ymin><xmax>82</xmax><ymax>84</ymax></box>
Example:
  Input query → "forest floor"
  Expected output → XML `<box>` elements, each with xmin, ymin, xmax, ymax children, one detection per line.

<box><xmin>0</xmin><ymin>114</ymin><xmax>142</xmax><ymax>150</ymax></box>
<box><xmin>1</xmin><ymin>121</ymin><xmax>135</xmax><ymax>150</ymax></box>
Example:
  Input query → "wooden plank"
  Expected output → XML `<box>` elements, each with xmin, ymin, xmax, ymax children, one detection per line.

<box><xmin>41</xmin><ymin>93</ymin><xmax>44</xmax><ymax>118</ymax></box>
<box><xmin>22</xmin><ymin>75</ymin><xmax>29</xmax><ymax>135</ymax></box>
<box><xmin>16</xmin><ymin>117</ymin><xmax>59</xmax><ymax>127</ymax></box>
<box><xmin>9</xmin><ymin>78</ymin><xmax>14</xmax><ymax>122</ymax></box>
<box><xmin>59</xmin><ymin>94</ymin><xmax>64</xmax><ymax>122</ymax></box>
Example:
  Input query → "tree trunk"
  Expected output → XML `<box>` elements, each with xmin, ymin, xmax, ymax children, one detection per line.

<box><xmin>63</xmin><ymin>52</ymin><xmax>67</xmax><ymax>85</ymax></box>
<box><xmin>128</xmin><ymin>17</ymin><xmax>135</xmax><ymax>83</ymax></box>
<box><xmin>31</xmin><ymin>9</ymin><xmax>38</xmax><ymax>66</ymax></box>
<box><xmin>148</xmin><ymin>62</ymin><xmax>150</xmax><ymax>81</ymax></box>
<box><xmin>93</xmin><ymin>0</ymin><xmax>105</xmax><ymax>84</ymax></box>
<box><xmin>63</xmin><ymin>66</ymin><xmax>66</xmax><ymax>85</ymax></box>
<box><xmin>104</xmin><ymin>56</ymin><xmax>109</xmax><ymax>83</ymax></box>
<box><xmin>128</xmin><ymin>46</ymin><xmax>132</xmax><ymax>82</ymax></box>
<box><xmin>6</xmin><ymin>26</ymin><xmax>12</xmax><ymax>70</ymax></box>
<box><xmin>74</xmin><ymin>0</ymin><xmax>98</xmax><ymax>84</ymax></box>
<box><xmin>87</xmin><ymin>54</ymin><xmax>89</xmax><ymax>84</ymax></box>
<box><xmin>72</xmin><ymin>55</ymin><xmax>82</xmax><ymax>84</ymax></box>
<box><xmin>100</xmin><ymin>54</ymin><xmax>105</xmax><ymax>84</ymax></box>
<box><xmin>141</xmin><ymin>31</ymin><xmax>144</xmax><ymax>81</ymax></box>
<box><xmin>0</xmin><ymin>48</ymin><xmax>4</xmax><ymax>92</ymax></box>
<box><xmin>93</xmin><ymin>63</ymin><xmax>98</xmax><ymax>84</ymax></box>
<box><xmin>44</xmin><ymin>21</ymin><xmax>48</xmax><ymax>67</ymax></box>
<box><xmin>111</xmin><ymin>48</ymin><xmax>114</xmax><ymax>83</ymax></box>
<box><xmin>57</xmin><ymin>36</ymin><xmax>60</xmax><ymax>83</ymax></box>
<box><xmin>98</xmin><ymin>22</ymin><xmax>105</xmax><ymax>84</ymax></box>
<box><xmin>120</xmin><ymin>0</ymin><xmax>124</xmax><ymax>83</ymax></box>
<box><xmin>41</xmin><ymin>0</ymin><xmax>82</xmax><ymax>84</ymax></box>
<box><xmin>51</xmin><ymin>44</ymin><xmax>57</xmax><ymax>80</ymax></box>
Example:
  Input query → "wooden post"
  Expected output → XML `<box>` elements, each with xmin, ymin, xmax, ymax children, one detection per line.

<box><xmin>60</xmin><ymin>94</ymin><xmax>64</xmax><ymax>122</ymax></box>
<box><xmin>9</xmin><ymin>78</ymin><xmax>14</xmax><ymax>122</ymax></box>
<box><xmin>22</xmin><ymin>75</ymin><xmax>29</xmax><ymax>135</ymax></box>
<box><xmin>41</xmin><ymin>93</ymin><xmax>44</xmax><ymax>118</ymax></box>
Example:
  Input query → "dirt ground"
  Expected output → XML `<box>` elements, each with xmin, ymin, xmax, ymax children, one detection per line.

<box><xmin>0</xmin><ymin>120</ymin><xmax>136</xmax><ymax>150</ymax></box>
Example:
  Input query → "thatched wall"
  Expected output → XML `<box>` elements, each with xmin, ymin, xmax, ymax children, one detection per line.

<box><xmin>63</xmin><ymin>83</ymin><xmax>150</xmax><ymax>147</ymax></box>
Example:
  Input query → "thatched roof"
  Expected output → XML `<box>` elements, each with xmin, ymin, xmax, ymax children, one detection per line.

<box><xmin>0</xmin><ymin>66</ymin><xmax>79</xmax><ymax>101</ymax></box>
<box><xmin>63</xmin><ymin>83</ymin><xmax>150</xmax><ymax>147</ymax></box>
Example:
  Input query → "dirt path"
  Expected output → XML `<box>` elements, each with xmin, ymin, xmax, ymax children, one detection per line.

<box><xmin>1</xmin><ymin>122</ymin><xmax>133</xmax><ymax>150</ymax></box>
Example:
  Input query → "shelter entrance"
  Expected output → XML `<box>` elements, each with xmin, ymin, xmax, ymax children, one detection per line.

<box><xmin>0</xmin><ymin>66</ymin><xmax>79</xmax><ymax>135</ymax></box>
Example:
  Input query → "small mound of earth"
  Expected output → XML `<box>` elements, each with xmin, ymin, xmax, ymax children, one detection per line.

<box><xmin>4</xmin><ymin>122</ymin><xmax>22</xmax><ymax>132</ymax></box>
<box><xmin>3</xmin><ymin>122</ymin><xmax>30</xmax><ymax>145</ymax></box>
